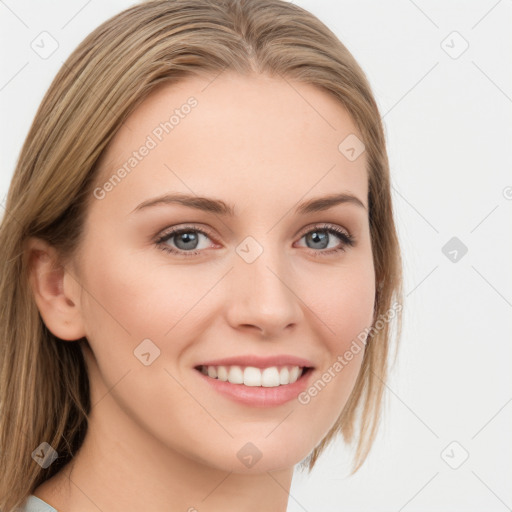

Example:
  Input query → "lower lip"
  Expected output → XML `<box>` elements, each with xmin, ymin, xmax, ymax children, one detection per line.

<box><xmin>196</xmin><ymin>368</ymin><xmax>314</xmax><ymax>407</ymax></box>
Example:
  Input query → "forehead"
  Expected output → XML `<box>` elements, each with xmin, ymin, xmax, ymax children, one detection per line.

<box><xmin>92</xmin><ymin>71</ymin><xmax>368</xmax><ymax>216</ymax></box>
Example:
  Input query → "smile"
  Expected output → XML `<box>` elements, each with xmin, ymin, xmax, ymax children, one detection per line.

<box><xmin>197</xmin><ymin>364</ymin><xmax>307</xmax><ymax>387</ymax></box>
<box><xmin>194</xmin><ymin>361</ymin><xmax>314</xmax><ymax>407</ymax></box>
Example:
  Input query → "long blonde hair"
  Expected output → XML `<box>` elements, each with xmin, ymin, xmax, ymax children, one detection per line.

<box><xmin>0</xmin><ymin>0</ymin><xmax>403</xmax><ymax>508</ymax></box>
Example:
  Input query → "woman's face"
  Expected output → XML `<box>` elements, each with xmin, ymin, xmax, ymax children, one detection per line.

<box><xmin>70</xmin><ymin>71</ymin><xmax>375</xmax><ymax>472</ymax></box>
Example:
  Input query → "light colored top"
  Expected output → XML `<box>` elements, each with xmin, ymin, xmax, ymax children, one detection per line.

<box><xmin>21</xmin><ymin>495</ymin><xmax>57</xmax><ymax>512</ymax></box>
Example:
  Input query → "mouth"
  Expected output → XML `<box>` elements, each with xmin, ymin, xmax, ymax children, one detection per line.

<box><xmin>194</xmin><ymin>364</ymin><xmax>313</xmax><ymax>388</ymax></box>
<box><xmin>193</xmin><ymin>360</ymin><xmax>315</xmax><ymax>407</ymax></box>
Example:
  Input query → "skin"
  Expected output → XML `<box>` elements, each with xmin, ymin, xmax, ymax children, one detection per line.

<box><xmin>28</xmin><ymin>71</ymin><xmax>375</xmax><ymax>512</ymax></box>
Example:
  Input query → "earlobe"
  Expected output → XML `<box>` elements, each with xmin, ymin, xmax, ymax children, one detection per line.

<box><xmin>26</xmin><ymin>237</ymin><xmax>86</xmax><ymax>341</ymax></box>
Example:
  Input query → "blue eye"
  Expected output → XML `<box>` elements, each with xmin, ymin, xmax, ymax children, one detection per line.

<box><xmin>296</xmin><ymin>224</ymin><xmax>355</xmax><ymax>256</ymax></box>
<box><xmin>156</xmin><ymin>226</ymin><xmax>213</xmax><ymax>257</ymax></box>
<box><xmin>155</xmin><ymin>223</ymin><xmax>355</xmax><ymax>257</ymax></box>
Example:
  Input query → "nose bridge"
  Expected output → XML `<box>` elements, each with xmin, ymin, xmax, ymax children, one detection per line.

<box><xmin>226</xmin><ymin>234</ymin><xmax>303</xmax><ymax>335</ymax></box>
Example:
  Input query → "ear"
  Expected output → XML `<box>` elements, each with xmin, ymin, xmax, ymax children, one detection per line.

<box><xmin>25</xmin><ymin>237</ymin><xmax>86</xmax><ymax>341</ymax></box>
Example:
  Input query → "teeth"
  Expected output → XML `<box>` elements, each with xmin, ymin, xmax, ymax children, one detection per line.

<box><xmin>289</xmin><ymin>366</ymin><xmax>300</xmax><ymax>383</ymax></box>
<box><xmin>244</xmin><ymin>367</ymin><xmax>261</xmax><ymax>386</ymax></box>
<box><xmin>279</xmin><ymin>367</ymin><xmax>289</xmax><ymax>385</ymax></box>
<box><xmin>228</xmin><ymin>365</ymin><xmax>244</xmax><ymax>384</ymax></box>
<box><xmin>200</xmin><ymin>365</ymin><xmax>305</xmax><ymax>387</ymax></box>
<box><xmin>217</xmin><ymin>365</ymin><xmax>228</xmax><ymax>381</ymax></box>
<box><xmin>262</xmin><ymin>367</ymin><xmax>280</xmax><ymax>387</ymax></box>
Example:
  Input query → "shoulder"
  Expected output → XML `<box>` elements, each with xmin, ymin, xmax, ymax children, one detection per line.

<box><xmin>20</xmin><ymin>495</ymin><xmax>58</xmax><ymax>512</ymax></box>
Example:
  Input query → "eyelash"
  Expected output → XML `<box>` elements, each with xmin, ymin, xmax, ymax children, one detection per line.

<box><xmin>154</xmin><ymin>223</ymin><xmax>355</xmax><ymax>258</ymax></box>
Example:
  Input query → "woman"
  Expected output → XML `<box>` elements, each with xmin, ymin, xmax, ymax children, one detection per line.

<box><xmin>0</xmin><ymin>0</ymin><xmax>403</xmax><ymax>510</ymax></box>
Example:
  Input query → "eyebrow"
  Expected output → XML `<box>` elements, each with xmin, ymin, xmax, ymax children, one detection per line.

<box><xmin>131</xmin><ymin>192</ymin><xmax>367</xmax><ymax>215</ymax></box>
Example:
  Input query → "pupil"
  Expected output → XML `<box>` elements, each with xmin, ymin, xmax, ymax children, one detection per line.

<box><xmin>308</xmin><ymin>231</ymin><xmax>328</xmax><ymax>249</ymax></box>
<box><xmin>176</xmin><ymin>232</ymin><xmax>197</xmax><ymax>250</ymax></box>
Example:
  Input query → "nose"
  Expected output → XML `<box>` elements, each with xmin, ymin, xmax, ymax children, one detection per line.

<box><xmin>225</xmin><ymin>244</ymin><xmax>304</xmax><ymax>338</ymax></box>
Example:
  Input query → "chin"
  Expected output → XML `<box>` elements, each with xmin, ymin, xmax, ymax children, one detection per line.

<box><xmin>208</xmin><ymin>433</ymin><xmax>318</xmax><ymax>474</ymax></box>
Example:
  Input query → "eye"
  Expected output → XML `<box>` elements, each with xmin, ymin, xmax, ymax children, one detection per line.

<box><xmin>154</xmin><ymin>223</ymin><xmax>355</xmax><ymax>258</ymax></box>
<box><xmin>155</xmin><ymin>225</ymin><xmax>215</xmax><ymax>257</ymax></box>
<box><xmin>295</xmin><ymin>224</ymin><xmax>355</xmax><ymax>256</ymax></box>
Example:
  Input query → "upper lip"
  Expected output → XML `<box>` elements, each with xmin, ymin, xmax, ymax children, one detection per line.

<box><xmin>195</xmin><ymin>355</ymin><xmax>315</xmax><ymax>369</ymax></box>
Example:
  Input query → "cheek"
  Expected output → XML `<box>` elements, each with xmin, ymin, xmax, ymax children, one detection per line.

<box><xmin>306</xmin><ymin>256</ymin><xmax>376</xmax><ymax>347</ymax></box>
<box><xmin>296</xmin><ymin>257</ymin><xmax>374</xmax><ymax>411</ymax></box>
<box><xmin>80</xmin><ymin>242</ymin><xmax>209</xmax><ymax>339</ymax></box>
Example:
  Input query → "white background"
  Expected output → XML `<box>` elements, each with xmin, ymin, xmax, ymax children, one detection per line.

<box><xmin>1</xmin><ymin>1</ymin><xmax>511</xmax><ymax>511</ymax></box>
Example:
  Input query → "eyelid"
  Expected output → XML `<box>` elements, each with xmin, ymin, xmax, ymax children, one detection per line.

<box><xmin>296</xmin><ymin>222</ymin><xmax>351</xmax><ymax>239</ymax></box>
<box><xmin>154</xmin><ymin>223</ymin><xmax>219</xmax><ymax>251</ymax></box>
<box><xmin>155</xmin><ymin>223</ymin><xmax>216</xmax><ymax>241</ymax></box>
